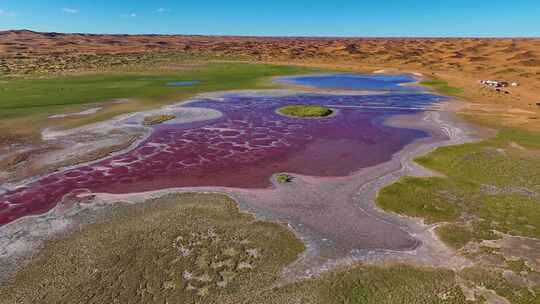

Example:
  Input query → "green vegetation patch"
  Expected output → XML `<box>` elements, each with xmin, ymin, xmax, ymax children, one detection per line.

<box><xmin>420</xmin><ymin>79</ymin><xmax>464</xmax><ymax>96</ymax></box>
<box><xmin>376</xmin><ymin>129</ymin><xmax>540</xmax><ymax>302</ymax></box>
<box><xmin>0</xmin><ymin>62</ymin><xmax>313</xmax><ymax>135</ymax></box>
<box><xmin>436</xmin><ymin>224</ymin><xmax>474</xmax><ymax>250</ymax></box>
<box><xmin>505</xmin><ymin>259</ymin><xmax>531</xmax><ymax>274</ymax></box>
<box><xmin>275</xmin><ymin>173</ymin><xmax>294</xmax><ymax>184</ymax></box>
<box><xmin>143</xmin><ymin>114</ymin><xmax>176</xmax><ymax>126</ymax></box>
<box><xmin>277</xmin><ymin>105</ymin><xmax>333</xmax><ymax>118</ymax></box>
<box><xmin>0</xmin><ymin>193</ymin><xmax>475</xmax><ymax>304</ymax></box>
<box><xmin>0</xmin><ymin>193</ymin><xmax>304</xmax><ymax>303</ymax></box>
<box><xmin>3</xmin><ymin>191</ymin><xmax>535</xmax><ymax>303</ymax></box>
<box><xmin>497</xmin><ymin>128</ymin><xmax>540</xmax><ymax>149</ymax></box>
<box><xmin>0</xmin><ymin>63</ymin><xmax>310</xmax><ymax>119</ymax></box>
<box><xmin>377</xmin><ymin>129</ymin><xmax>540</xmax><ymax>249</ymax></box>
<box><xmin>259</xmin><ymin>264</ymin><xmax>468</xmax><ymax>304</ymax></box>
<box><xmin>460</xmin><ymin>267</ymin><xmax>540</xmax><ymax>303</ymax></box>
<box><xmin>378</xmin><ymin>176</ymin><xmax>461</xmax><ymax>224</ymax></box>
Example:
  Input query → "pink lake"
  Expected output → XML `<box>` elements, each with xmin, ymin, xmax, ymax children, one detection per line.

<box><xmin>0</xmin><ymin>75</ymin><xmax>442</xmax><ymax>226</ymax></box>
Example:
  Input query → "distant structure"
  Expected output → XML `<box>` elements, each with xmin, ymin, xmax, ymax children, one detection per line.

<box><xmin>480</xmin><ymin>80</ymin><xmax>509</xmax><ymax>88</ymax></box>
<box><xmin>480</xmin><ymin>80</ymin><xmax>516</xmax><ymax>94</ymax></box>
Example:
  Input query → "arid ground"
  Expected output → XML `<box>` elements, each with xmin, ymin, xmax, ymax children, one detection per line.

<box><xmin>0</xmin><ymin>31</ymin><xmax>539</xmax><ymax>303</ymax></box>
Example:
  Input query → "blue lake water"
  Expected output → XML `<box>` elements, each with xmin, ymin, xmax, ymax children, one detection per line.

<box><xmin>275</xmin><ymin>74</ymin><xmax>420</xmax><ymax>91</ymax></box>
<box><xmin>167</xmin><ymin>81</ymin><xmax>199</xmax><ymax>87</ymax></box>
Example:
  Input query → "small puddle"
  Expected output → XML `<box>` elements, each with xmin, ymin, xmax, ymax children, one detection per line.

<box><xmin>166</xmin><ymin>81</ymin><xmax>199</xmax><ymax>87</ymax></box>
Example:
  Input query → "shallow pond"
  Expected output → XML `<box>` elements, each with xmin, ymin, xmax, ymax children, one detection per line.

<box><xmin>275</xmin><ymin>73</ymin><xmax>420</xmax><ymax>91</ymax></box>
<box><xmin>166</xmin><ymin>81</ymin><xmax>199</xmax><ymax>87</ymax></box>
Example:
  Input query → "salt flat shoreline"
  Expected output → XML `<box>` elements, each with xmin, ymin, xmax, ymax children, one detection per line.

<box><xmin>0</xmin><ymin>89</ymin><xmax>485</xmax><ymax>285</ymax></box>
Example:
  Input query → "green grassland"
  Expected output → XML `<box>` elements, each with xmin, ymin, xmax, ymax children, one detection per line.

<box><xmin>420</xmin><ymin>79</ymin><xmax>464</xmax><ymax>96</ymax></box>
<box><xmin>377</xmin><ymin>129</ymin><xmax>540</xmax><ymax>303</ymax></box>
<box><xmin>277</xmin><ymin>105</ymin><xmax>333</xmax><ymax>118</ymax></box>
<box><xmin>460</xmin><ymin>267</ymin><xmax>540</xmax><ymax>304</ymax></box>
<box><xmin>0</xmin><ymin>193</ymin><xmax>305</xmax><ymax>303</ymax></box>
<box><xmin>0</xmin><ymin>62</ymin><xmax>314</xmax><ymax>136</ymax></box>
<box><xmin>378</xmin><ymin>129</ymin><xmax>540</xmax><ymax>248</ymax></box>
<box><xmin>1</xmin><ymin>193</ymin><xmax>473</xmax><ymax>304</ymax></box>
<box><xmin>265</xmin><ymin>264</ymin><xmax>469</xmax><ymax>304</ymax></box>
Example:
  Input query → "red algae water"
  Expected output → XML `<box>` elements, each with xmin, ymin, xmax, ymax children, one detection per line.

<box><xmin>0</xmin><ymin>78</ymin><xmax>442</xmax><ymax>226</ymax></box>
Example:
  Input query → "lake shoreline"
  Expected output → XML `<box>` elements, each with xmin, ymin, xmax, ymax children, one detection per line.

<box><xmin>0</xmin><ymin>85</ymin><xmax>485</xmax><ymax>285</ymax></box>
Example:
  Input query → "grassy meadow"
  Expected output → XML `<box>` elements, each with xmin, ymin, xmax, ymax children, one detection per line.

<box><xmin>420</xmin><ymin>79</ymin><xmax>464</xmax><ymax>96</ymax></box>
<box><xmin>377</xmin><ymin>128</ymin><xmax>540</xmax><ymax>303</ymax></box>
<box><xmin>0</xmin><ymin>194</ymin><xmax>304</xmax><ymax>303</ymax></box>
<box><xmin>0</xmin><ymin>193</ymin><xmax>472</xmax><ymax>304</ymax></box>
<box><xmin>379</xmin><ymin>75</ymin><xmax>540</xmax><ymax>302</ymax></box>
<box><xmin>0</xmin><ymin>62</ymin><xmax>314</xmax><ymax>137</ymax></box>
<box><xmin>378</xmin><ymin>129</ymin><xmax>540</xmax><ymax>248</ymax></box>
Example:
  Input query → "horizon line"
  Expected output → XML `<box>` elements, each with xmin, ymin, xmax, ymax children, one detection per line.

<box><xmin>2</xmin><ymin>29</ymin><xmax>540</xmax><ymax>40</ymax></box>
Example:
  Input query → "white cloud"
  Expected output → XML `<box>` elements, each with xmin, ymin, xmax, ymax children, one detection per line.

<box><xmin>121</xmin><ymin>13</ymin><xmax>137</xmax><ymax>18</ymax></box>
<box><xmin>62</xmin><ymin>8</ymin><xmax>79</xmax><ymax>14</ymax></box>
<box><xmin>156</xmin><ymin>8</ymin><xmax>171</xmax><ymax>13</ymax></box>
<box><xmin>0</xmin><ymin>9</ymin><xmax>16</xmax><ymax>17</ymax></box>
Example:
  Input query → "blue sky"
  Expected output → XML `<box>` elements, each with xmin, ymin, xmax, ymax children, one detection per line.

<box><xmin>0</xmin><ymin>1</ymin><xmax>539</xmax><ymax>37</ymax></box>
